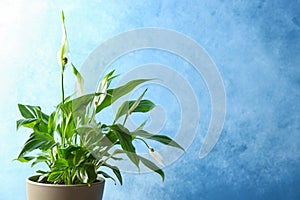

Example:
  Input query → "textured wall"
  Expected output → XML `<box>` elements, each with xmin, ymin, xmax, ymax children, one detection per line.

<box><xmin>0</xmin><ymin>0</ymin><xmax>299</xmax><ymax>199</ymax></box>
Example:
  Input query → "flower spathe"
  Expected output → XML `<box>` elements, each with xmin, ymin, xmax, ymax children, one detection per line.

<box><xmin>57</xmin><ymin>11</ymin><xmax>70</xmax><ymax>70</ymax></box>
<box><xmin>149</xmin><ymin>148</ymin><xmax>165</xmax><ymax>167</ymax></box>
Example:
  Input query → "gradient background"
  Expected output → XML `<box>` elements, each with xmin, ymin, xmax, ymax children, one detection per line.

<box><xmin>1</xmin><ymin>0</ymin><xmax>299</xmax><ymax>199</ymax></box>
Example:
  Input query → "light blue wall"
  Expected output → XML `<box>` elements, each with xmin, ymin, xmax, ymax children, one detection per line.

<box><xmin>1</xmin><ymin>0</ymin><xmax>299</xmax><ymax>199</ymax></box>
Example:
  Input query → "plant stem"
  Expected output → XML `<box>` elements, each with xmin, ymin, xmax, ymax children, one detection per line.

<box><xmin>61</xmin><ymin>67</ymin><xmax>66</xmax><ymax>146</ymax></box>
<box><xmin>122</xmin><ymin>114</ymin><xmax>129</xmax><ymax>126</ymax></box>
<box><xmin>135</xmin><ymin>137</ymin><xmax>150</xmax><ymax>149</ymax></box>
<box><xmin>61</xmin><ymin>68</ymin><xmax>65</xmax><ymax>104</ymax></box>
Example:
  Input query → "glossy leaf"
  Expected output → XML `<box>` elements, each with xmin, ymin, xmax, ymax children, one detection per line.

<box><xmin>18</xmin><ymin>132</ymin><xmax>56</xmax><ymax>159</ymax></box>
<box><xmin>31</xmin><ymin>154</ymin><xmax>50</xmax><ymax>167</ymax></box>
<box><xmin>96</xmin><ymin>79</ymin><xmax>152</xmax><ymax>113</ymax></box>
<box><xmin>85</xmin><ymin>164</ymin><xmax>97</xmax><ymax>184</ymax></box>
<box><xmin>77</xmin><ymin>124</ymin><xmax>109</xmax><ymax>149</ymax></box>
<box><xmin>18</xmin><ymin>104</ymin><xmax>40</xmax><ymax>119</ymax></box>
<box><xmin>139</xmin><ymin>156</ymin><xmax>164</xmax><ymax>181</ymax></box>
<box><xmin>16</xmin><ymin>118</ymin><xmax>39</xmax><ymax>130</ymax></box>
<box><xmin>47</xmin><ymin>110</ymin><xmax>59</xmax><ymax>136</ymax></box>
<box><xmin>135</xmin><ymin>118</ymin><xmax>149</xmax><ymax>131</ymax></box>
<box><xmin>15</xmin><ymin>156</ymin><xmax>35</xmax><ymax>163</ymax></box>
<box><xmin>97</xmin><ymin>171</ymin><xmax>116</xmax><ymax>184</ymax></box>
<box><xmin>61</xmin><ymin>93</ymin><xmax>99</xmax><ymax>120</ymax></box>
<box><xmin>53</xmin><ymin>158</ymin><xmax>69</xmax><ymax>170</ymax></box>
<box><xmin>102</xmin><ymin>162</ymin><xmax>123</xmax><ymax>185</ymax></box>
<box><xmin>110</xmin><ymin>124</ymin><xmax>139</xmax><ymax>168</ymax></box>
<box><xmin>114</xmin><ymin>99</ymin><xmax>155</xmax><ymax>123</ymax></box>
<box><xmin>77</xmin><ymin>163</ymin><xmax>97</xmax><ymax>185</ymax></box>
<box><xmin>33</xmin><ymin>120</ymin><xmax>48</xmax><ymax>134</ymax></box>
<box><xmin>48</xmin><ymin>171</ymin><xmax>64</xmax><ymax>183</ymax></box>
<box><xmin>18</xmin><ymin>104</ymin><xmax>49</xmax><ymax>121</ymax></box>
<box><xmin>93</xmin><ymin>72</ymin><xmax>110</xmax><ymax>108</ymax></box>
<box><xmin>133</xmin><ymin>130</ymin><xmax>184</xmax><ymax>151</ymax></box>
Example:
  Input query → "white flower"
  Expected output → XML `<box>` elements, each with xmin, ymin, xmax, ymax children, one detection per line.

<box><xmin>57</xmin><ymin>11</ymin><xmax>70</xmax><ymax>69</ymax></box>
<box><xmin>93</xmin><ymin>76</ymin><xmax>108</xmax><ymax>109</ymax></box>
<box><xmin>149</xmin><ymin>148</ymin><xmax>165</xmax><ymax>167</ymax></box>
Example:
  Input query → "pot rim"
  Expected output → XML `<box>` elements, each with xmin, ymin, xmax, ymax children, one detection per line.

<box><xmin>27</xmin><ymin>175</ymin><xmax>105</xmax><ymax>188</ymax></box>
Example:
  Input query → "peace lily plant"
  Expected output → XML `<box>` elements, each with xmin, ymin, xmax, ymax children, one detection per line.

<box><xmin>16</xmin><ymin>12</ymin><xmax>183</xmax><ymax>186</ymax></box>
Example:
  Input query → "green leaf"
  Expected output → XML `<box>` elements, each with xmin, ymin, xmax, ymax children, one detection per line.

<box><xmin>97</xmin><ymin>70</ymin><xmax>116</xmax><ymax>90</ymax></box>
<box><xmin>31</xmin><ymin>155</ymin><xmax>50</xmax><ymax>167</ymax></box>
<box><xmin>18</xmin><ymin>104</ymin><xmax>48</xmax><ymax>121</ymax></box>
<box><xmin>53</xmin><ymin>158</ymin><xmax>69</xmax><ymax>170</ymax></box>
<box><xmin>73</xmin><ymin>149</ymin><xmax>88</xmax><ymax>167</ymax></box>
<box><xmin>16</xmin><ymin>118</ymin><xmax>39</xmax><ymax>130</ymax></box>
<box><xmin>104</xmin><ymin>70</ymin><xmax>117</xmax><ymax>84</ymax></box>
<box><xmin>48</xmin><ymin>171</ymin><xmax>64</xmax><ymax>183</ymax></box>
<box><xmin>15</xmin><ymin>156</ymin><xmax>35</xmax><ymax>163</ymax></box>
<box><xmin>139</xmin><ymin>156</ymin><xmax>164</xmax><ymax>181</ymax></box>
<box><xmin>59</xmin><ymin>146</ymin><xmax>88</xmax><ymax>168</ymax></box>
<box><xmin>131</xmin><ymin>99</ymin><xmax>155</xmax><ymax>113</ymax></box>
<box><xmin>93</xmin><ymin>73</ymin><xmax>109</xmax><ymax>108</ymax></box>
<box><xmin>133</xmin><ymin>130</ymin><xmax>184</xmax><ymax>151</ymax></box>
<box><xmin>59</xmin><ymin>99</ymin><xmax>73</xmax><ymax>115</ymax></box>
<box><xmin>93</xmin><ymin>70</ymin><xmax>118</xmax><ymax>109</ymax></box>
<box><xmin>110</xmin><ymin>124</ymin><xmax>140</xmax><ymax>168</ymax></box>
<box><xmin>110</xmin><ymin>166</ymin><xmax>122</xmax><ymax>185</ymax></box>
<box><xmin>47</xmin><ymin>110</ymin><xmax>59</xmax><ymax>136</ymax></box>
<box><xmin>114</xmin><ymin>99</ymin><xmax>155</xmax><ymax>123</ymax></box>
<box><xmin>36</xmin><ymin>170</ymin><xmax>49</xmax><ymax>175</ymax></box>
<box><xmin>33</xmin><ymin>120</ymin><xmax>48</xmax><ymax>134</ymax></box>
<box><xmin>135</xmin><ymin>118</ymin><xmax>149</xmax><ymax>131</ymax></box>
<box><xmin>103</xmin><ymin>149</ymin><xmax>125</xmax><ymax>161</ymax></box>
<box><xmin>76</xmin><ymin>124</ymin><xmax>112</xmax><ymax>154</ymax></box>
<box><xmin>77</xmin><ymin>163</ymin><xmax>97</xmax><ymax>185</ymax></box>
<box><xmin>96</xmin><ymin>79</ymin><xmax>152</xmax><ymax>113</ymax></box>
<box><xmin>63</xmin><ymin>113</ymin><xmax>76</xmax><ymax>140</ymax></box>
<box><xmin>18</xmin><ymin>132</ymin><xmax>56</xmax><ymax>159</ymax></box>
<box><xmin>102</xmin><ymin>163</ymin><xmax>123</xmax><ymax>185</ymax></box>
<box><xmin>18</xmin><ymin>104</ymin><xmax>40</xmax><ymax>119</ymax></box>
<box><xmin>17</xmin><ymin>104</ymin><xmax>49</xmax><ymax>134</ymax></box>
<box><xmin>62</xmin><ymin>93</ymin><xmax>97</xmax><ymax>120</ymax></box>
<box><xmin>106</xmin><ymin>131</ymin><xmax>118</xmax><ymax>144</ymax></box>
<box><xmin>97</xmin><ymin>171</ymin><xmax>116</xmax><ymax>184</ymax></box>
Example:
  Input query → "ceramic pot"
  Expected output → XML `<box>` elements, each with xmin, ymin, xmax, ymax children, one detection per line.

<box><xmin>26</xmin><ymin>176</ymin><xmax>105</xmax><ymax>200</ymax></box>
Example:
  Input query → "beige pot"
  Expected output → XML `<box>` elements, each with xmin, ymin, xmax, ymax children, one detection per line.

<box><xmin>26</xmin><ymin>176</ymin><xmax>105</xmax><ymax>200</ymax></box>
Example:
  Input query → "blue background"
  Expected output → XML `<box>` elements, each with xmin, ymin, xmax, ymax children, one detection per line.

<box><xmin>0</xmin><ymin>0</ymin><xmax>299</xmax><ymax>199</ymax></box>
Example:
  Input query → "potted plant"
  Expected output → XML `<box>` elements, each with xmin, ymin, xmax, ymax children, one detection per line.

<box><xmin>16</xmin><ymin>12</ymin><xmax>183</xmax><ymax>200</ymax></box>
